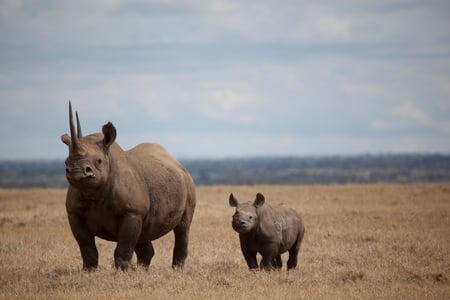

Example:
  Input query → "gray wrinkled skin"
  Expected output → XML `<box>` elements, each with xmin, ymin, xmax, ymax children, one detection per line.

<box><xmin>61</xmin><ymin>102</ymin><xmax>195</xmax><ymax>271</ymax></box>
<box><xmin>229</xmin><ymin>193</ymin><xmax>305</xmax><ymax>271</ymax></box>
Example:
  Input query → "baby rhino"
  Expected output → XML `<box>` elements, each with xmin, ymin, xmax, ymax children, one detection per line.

<box><xmin>229</xmin><ymin>193</ymin><xmax>305</xmax><ymax>271</ymax></box>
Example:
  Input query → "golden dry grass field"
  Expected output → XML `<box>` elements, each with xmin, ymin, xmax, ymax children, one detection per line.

<box><xmin>1</xmin><ymin>184</ymin><xmax>449</xmax><ymax>299</ymax></box>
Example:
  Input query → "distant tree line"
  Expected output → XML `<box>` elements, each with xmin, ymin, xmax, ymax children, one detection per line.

<box><xmin>182</xmin><ymin>154</ymin><xmax>450</xmax><ymax>185</ymax></box>
<box><xmin>1</xmin><ymin>154</ymin><xmax>450</xmax><ymax>188</ymax></box>
<box><xmin>0</xmin><ymin>160</ymin><xmax>67</xmax><ymax>188</ymax></box>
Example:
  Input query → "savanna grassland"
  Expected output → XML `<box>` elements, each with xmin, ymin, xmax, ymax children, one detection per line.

<box><xmin>0</xmin><ymin>184</ymin><xmax>449</xmax><ymax>299</ymax></box>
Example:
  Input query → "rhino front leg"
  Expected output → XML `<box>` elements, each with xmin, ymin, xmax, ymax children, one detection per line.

<box><xmin>114</xmin><ymin>213</ymin><xmax>142</xmax><ymax>271</ymax></box>
<box><xmin>243</xmin><ymin>252</ymin><xmax>258</xmax><ymax>269</ymax></box>
<box><xmin>272</xmin><ymin>255</ymin><xmax>282</xmax><ymax>269</ymax></box>
<box><xmin>68</xmin><ymin>213</ymin><xmax>98</xmax><ymax>271</ymax></box>
<box><xmin>135</xmin><ymin>242</ymin><xmax>154</xmax><ymax>269</ymax></box>
<box><xmin>79</xmin><ymin>237</ymin><xmax>99</xmax><ymax>271</ymax></box>
<box><xmin>239</xmin><ymin>242</ymin><xmax>258</xmax><ymax>270</ymax></box>
<box><xmin>260</xmin><ymin>244</ymin><xmax>279</xmax><ymax>271</ymax></box>
<box><xmin>260</xmin><ymin>254</ymin><xmax>277</xmax><ymax>271</ymax></box>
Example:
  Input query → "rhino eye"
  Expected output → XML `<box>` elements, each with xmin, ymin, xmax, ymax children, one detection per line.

<box><xmin>97</xmin><ymin>159</ymin><xmax>102</xmax><ymax>165</ymax></box>
<box><xmin>249</xmin><ymin>216</ymin><xmax>253</xmax><ymax>220</ymax></box>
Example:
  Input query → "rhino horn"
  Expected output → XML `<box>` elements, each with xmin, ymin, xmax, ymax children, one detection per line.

<box><xmin>69</xmin><ymin>101</ymin><xmax>83</xmax><ymax>151</ymax></box>
<box><xmin>76</xmin><ymin>111</ymin><xmax>83</xmax><ymax>138</ymax></box>
<box><xmin>69</xmin><ymin>101</ymin><xmax>78</xmax><ymax>148</ymax></box>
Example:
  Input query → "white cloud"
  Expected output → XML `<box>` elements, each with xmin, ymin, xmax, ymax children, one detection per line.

<box><xmin>199</xmin><ymin>89</ymin><xmax>256</xmax><ymax>123</ymax></box>
<box><xmin>371</xmin><ymin>120</ymin><xmax>392</xmax><ymax>130</ymax></box>
<box><xmin>210</xmin><ymin>90</ymin><xmax>252</xmax><ymax>112</ymax></box>
<box><xmin>390</xmin><ymin>102</ymin><xmax>430</xmax><ymax>125</ymax></box>
<box><xmin>67</xmin><ymin>73</ymin><xmax>183</xmax><ymax>122</ymax></box>
<box><xmin>310</xmin><ymin>12</ymin><xmax>351</xmax><ymax>42</ymax></box>
<box><xmin>377</xmin><ymin>101</ymin><xmax>450</xmax><ymax>134</ymax></box>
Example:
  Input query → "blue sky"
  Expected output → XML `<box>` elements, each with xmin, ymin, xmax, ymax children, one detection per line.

<box><xmin>1</xmin><ymin>0</ymin><xmax>450</xmax><ymax>159</ymax></box>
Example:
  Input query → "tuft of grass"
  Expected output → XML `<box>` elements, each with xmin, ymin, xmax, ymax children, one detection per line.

<box><xmin>362</xmin><ymin>236</ymin><xmax>377</xmax><ymax>242</ymax></box>
<box><xmin>426</xmin><ymin>273</ymin><xmax>448</xmax><ymax>283</ymax></box>
<box><xmin>339</xmin><ymin>271</ymin><xmax>365</xmax><ymax>283</ymax></box>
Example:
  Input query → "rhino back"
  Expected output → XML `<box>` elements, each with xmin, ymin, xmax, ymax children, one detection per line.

<box><xmin>126</xmin><ymin>143</ymin><xmax>191</xmax><ymax>192</ymax></box>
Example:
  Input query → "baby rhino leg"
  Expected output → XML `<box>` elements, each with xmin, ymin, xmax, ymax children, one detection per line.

<box><xmin>287</xmin><ymin>230</ymin><xmax>304</xmax><ymax>270</ymax></box>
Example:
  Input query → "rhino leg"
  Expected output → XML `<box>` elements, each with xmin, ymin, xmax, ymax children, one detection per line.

<box><xmin>260</xmin><ymin>243</ymin><xmax>279</xmax><ymax>271</ymax></box>
<box><xmin>80</xmin><ymin>239</ymin><xmax>99</xmax><ymax>271</ymax></box>
<box><xmin>135</xmin><ymin>242</ymin><xmax>154</xmax><ymax>269</ymax></box>
<box><xmin>238</xmin><ymin>237</ymin><xmax>258</xmax><ymax>269</ymax></box>
<box><xmin>114</xmin><ymin>213</ymin><xmax>143</xmax><ymax>271</ymax></box>
<box><xmin>172</xmin><ymin>198</ymin><xmax>195</xmax><ymax>269</ymax></box>
<box><xmin>68</xmin><ymin>213</ymin><xmax>98</xmax><ymax>271</ymax></box>
<box><xmin>260</xmin><ymin>254</ymin><xmax>276</xmax><ymax>271</ymax></box>
<box><xmin>242</xmin><ymin>250</ymin><xmax>258</xmax><ymax>270</ymax></box>
<box><xmin>286</xmin><ymin>250</ymin><xmax>298</xmax><ymax>270</ymax></box>
<box><xmin>287</xmin><ymin>228</ymin><xmax>305</xmax><ymax>270</ymax></box>
<box><xmin>172</xmin><ymin>225</ymin><xmax>190</xmax><ymax>269</ymax></box>
<box><xmin>172</xmin><ymin>211</ymin><xmax>195</xmax><ymax>269</ymax></box>
<box><xmin>272</xmin><ymin>255</ymin><xmax>282</xmax><ymax>269</ymax></box>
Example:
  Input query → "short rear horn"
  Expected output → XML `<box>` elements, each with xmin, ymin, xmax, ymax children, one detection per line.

<box><xmin>69</xmin><ymin>101</ymin><xmax>80</xmax><ymax>150</ymax></box>
<box><xmin>76</xmin><ymin>111</ymin><xmax>82</xmax><ymax>138</ymax></box>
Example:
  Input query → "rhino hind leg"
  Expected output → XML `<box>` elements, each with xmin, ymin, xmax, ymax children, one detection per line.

<box><xmin>286</xmin><ymin>249</ymin><xmax>298</xmax><ymax>270</ymax></box>
<box><xmin>172</xmin><ymin>191</ymin><xmax>196</xmax><ymax>269</ymax></box>
<box><xmin>287</xmin><ymin>228</ymin><xmax>305</xmax><ymax>270</ymax></box>
<box><xmin>135</xmin><ymin>242</ymin><xmax>155</xmax><ymax>269</ymax></box>
<box><xmin>172</xmin><ymin>224</ymin><xmax>190</xmax><ymax>269</ymax></box>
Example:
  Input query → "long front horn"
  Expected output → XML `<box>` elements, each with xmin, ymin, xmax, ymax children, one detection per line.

<box><xmin>69</xmin><ymin>101</ymin><xmax>80</xmax><ymax>150</ymax></box>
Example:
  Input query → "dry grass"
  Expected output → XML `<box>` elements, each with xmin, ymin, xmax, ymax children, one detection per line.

<box><xmin>0</xmin><ymin>184</ymin><xmax>449</xmax><ymax>299</ymax></box>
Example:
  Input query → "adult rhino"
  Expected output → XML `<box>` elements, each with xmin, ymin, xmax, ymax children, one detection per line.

<box><xmin>229</xmin><ymin>193</ymin><xmax>305</xmax><ymax>271</ymax></box>
<box><xmin>61</xmin><ymin>102</ymin><xmax>195</xmax><ymax>271</ymax></box>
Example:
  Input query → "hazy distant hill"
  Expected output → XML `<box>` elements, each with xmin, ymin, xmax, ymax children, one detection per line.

<box><xmin>1</xmin><ymin>154</ymin><xmax>450</xmax><ymax>188</ymax></box>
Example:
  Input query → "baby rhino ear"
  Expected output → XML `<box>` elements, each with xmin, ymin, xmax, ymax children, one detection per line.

<box><xmin>254</xmin><ymin>193</ymin><xmax>265</xmax><ymax>207</ymax></box>
<box><xmin>229</xmin><ymin>193</ymin><xmax>239</xmax><ymax>207</ymax></box>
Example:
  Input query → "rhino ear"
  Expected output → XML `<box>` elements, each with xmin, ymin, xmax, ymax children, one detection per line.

<box><xmin>61</xmin><ymin>134</ymin><xmax>71</xmax><ymax>146</ymax></box>
<box><xmin>102</xmin><ymin>122</ymin><xmax>117</xmax><ymax>148</ymax></box>
<box><xmin>254</xmin><ymin>193</ymin><xmax>265</xmax><ymax>207</ymax></box>
<box><xmin>229</xmin><ymin>193</ymin><xmax>239</xmax><ymax>207</ymax></box>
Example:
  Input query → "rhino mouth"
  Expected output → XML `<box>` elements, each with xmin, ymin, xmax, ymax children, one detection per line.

<box><xmin>67</xmin><ymin>173</ymin><xmax>98</xmax><ymax>186</ymax></box>
<box><xmin>80</xmin><ymin>176</ymin><xmax>97</xmax><ymax>182</ymax></box>
<box><xmin>232</xmin><ymin>222</ymin><xmax>251</xmax><ymax>233</ymax></box>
